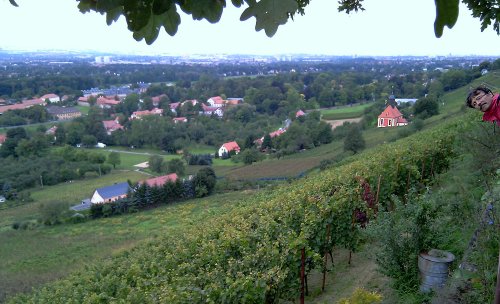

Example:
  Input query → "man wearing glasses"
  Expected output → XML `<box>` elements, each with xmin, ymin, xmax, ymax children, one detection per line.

<box><xmin>466</xmin><ymin>86</ymin><xmax>500</xmax><ymax>125</ymax></box>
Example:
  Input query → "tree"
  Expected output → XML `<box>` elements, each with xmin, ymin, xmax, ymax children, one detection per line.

<box><xmin>167</xmin><ymin>158</ymin><xmax>185</xmax><ymax>176</ymax></box>
<box><xmin>239</xmin><ymin>148</ymin><xmax>262</xmax><ymax>165</ymax></box>
<box><xmin>9</xmin><ymin>1</ymin><xmax>497</xmax><ymax>45</ymax></box>
<box><xmin>414</xmin><ymin>96</ymin><xmax>439</xmax><ymax>119</ymax></box>
<box><xmin>343</xmin><ymin>124</ymin><xmax>365</xmax><ymax>154</ymax></box>
<box><xmin>107</xmin><ymin>151</ymin><xmax>121</xmax><ymax>169</ymax></box>
<box><xmin>193</xmin><ymin>167</ymin><xmax>216</xmax><ymax>198</ymax></box>
<box><xmin>148</xmin><ymin>155</ymin><xmax>164</xmax><ymax>173</ymax></box>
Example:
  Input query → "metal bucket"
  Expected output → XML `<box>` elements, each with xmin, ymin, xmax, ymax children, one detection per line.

<box><xmin>418</xmin><ymin>249</ymin><xmax>455</xmax><ymax>292</ymax></box>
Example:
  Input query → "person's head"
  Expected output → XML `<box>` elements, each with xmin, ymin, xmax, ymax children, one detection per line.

<box><xmin>466</xmin><ymin>86</ymin><xmax>495</xmax><ymax>112</ymax></box>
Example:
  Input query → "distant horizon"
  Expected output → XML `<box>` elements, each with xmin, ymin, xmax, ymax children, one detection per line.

<box><xmin>0</xmin><ymin>48</ymin><xmax>497</xmax><ymax>59</ymax></box>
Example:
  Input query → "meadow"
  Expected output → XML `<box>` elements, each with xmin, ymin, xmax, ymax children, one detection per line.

<box><xmin>0</xmin><ymin>190</ymin><xmax>255</xmax><ymax>302</ymax></box>
<box><xmin>319</xmin><ymin>103</ymin><xmax>372</xmax><ymax>120</ymax></box>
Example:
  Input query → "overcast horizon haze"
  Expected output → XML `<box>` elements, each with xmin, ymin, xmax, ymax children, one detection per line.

<box><xmin>0</xmin><ymin>0</ymin><xmax>499</xmax><ymax>57</ymax></box>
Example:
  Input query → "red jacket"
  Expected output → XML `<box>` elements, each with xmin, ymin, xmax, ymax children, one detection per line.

<box><xmin>483</xmin><ymin>93</ymin><xmax>500</xmax><ymax>125</ymax></box>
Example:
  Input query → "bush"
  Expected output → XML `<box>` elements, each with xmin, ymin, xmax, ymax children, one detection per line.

<box><xmin>369</xmin><ymin>192</ymin><xmax>442</xmax><ymax>293</ymax></box>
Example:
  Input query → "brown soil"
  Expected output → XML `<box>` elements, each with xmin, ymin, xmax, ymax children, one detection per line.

<box><xmin>324</xmin><ymin>118</ymin><xmax>363</xmax><ymax>129</ymax></box>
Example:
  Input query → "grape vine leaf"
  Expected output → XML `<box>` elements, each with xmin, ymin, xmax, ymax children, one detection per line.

<box><xmin>240</xmin><ymin>0</ymin><xmax>299</xmax><ymax>37</ymax></box>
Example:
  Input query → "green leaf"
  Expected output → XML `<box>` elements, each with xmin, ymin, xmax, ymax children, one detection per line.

<box><xmin>240</xmin><ymin>0</ymin><xmax>298</xmax><ymax>37</ymax></box>
<box><xmin>162</xmin><ymin>4</ymin><xmax>181</xmax><ymax>36</ymax></box>
<box><xmin>179</xmin><ymin>0</ymin><xmax>224</xmax><ymax>23</ymax></box>
<box><xmin>77</xmin><ymin>0</ymin><xmax>96</xmax><ymax>12</ymax></box>
<box><xmin>96</xmin><ymin>0</ymin><xmax>124</xmax><ymax>12</ymax></box>
<box><xmin>434</xmin><ymin>0</ymin><xmax>459</xmax><ymax>38</ymax></box>
<box><xmin>106</xmin><ymin>7</ymin><xmax>124</xmax><ymax>25</ymax></box>
<box><xmin>124</xmin><ymin>0</ymin><xmax>153</xmax><ymax>31</ymax></box>
<box><xmin>152</xmin><ymin>0</ymin><xmax>173</xmax><ymax>15</ymax></box>
<box><xmin>133</xmin><ymin>5</ymin><xmax>180</xmax><ymax>44</ymax></box>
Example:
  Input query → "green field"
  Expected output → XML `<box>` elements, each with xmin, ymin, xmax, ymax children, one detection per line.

<box><xmin>320</xmin><ymin>103</ymin><xmax>372</xmax><ymax>120</ymax></box>
<box><xmin>0</xmin><ymin>189</ymin><xmax>255</xmax><ymax>302</ymax></box>
<box><xmin>0</xmin><ymin>171</ymin><xmax>148</xmax><ymax>231</ymax></box>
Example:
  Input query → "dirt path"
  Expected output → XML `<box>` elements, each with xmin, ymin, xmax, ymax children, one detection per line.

<box><xmin>324</xmin><ymin>118</ymin><xmax>363</xmax><ymax>130</ymax></box>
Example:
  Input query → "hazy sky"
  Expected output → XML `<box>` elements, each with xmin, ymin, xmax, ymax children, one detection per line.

<box><xmin>0</xmin><ymin>0</ymin><xmax>499</xmax><ymax>56</ymax></box>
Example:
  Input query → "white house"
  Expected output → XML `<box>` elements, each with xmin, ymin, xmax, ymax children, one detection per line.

<box><xmin>90</xmin><ymin>182</ymin><xmax>131</xmax><ymax>204</ymax></box>
<box><xmin>207</xmin><ymin>96</ymin><xmax>225</xmax><ymax>108</ymax></box>
<box><xmin>40</xmin><ymin>93</ymin><xmax>60</xmax><ymax>103</ymax></box>
<box><xmin>218</xmin><ymin>141</ymin><xmax>241</xmax><ymax>157</ymax></box>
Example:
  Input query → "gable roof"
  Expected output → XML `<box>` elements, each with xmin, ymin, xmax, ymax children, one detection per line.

<box><xmin>97</xmin><ymin>96</ymin><xmax>120</xmax><ymax>106</ymax></box>
<box><xmin>141</xmin><ymin>173</ymin><xmax>178</xmax><ymax>188</ymax></box>
<box><xmin>222</xmin><ymin>141</ymin><xmax>240</xmax><ymax>152</ymax></box>
<box><xmin>0</xmin><ymin>99</ymin><xmax>45</xmax><ymax>114</ymax></box>
<box><xmin>95</xmin><ymin>182</ymin><xmax>131</xmax><ymax>199</ymax></box>
<box><xmin>46</xmin><ymin>106</ymin><xmax>81</xmax><ymax>115</ymax></box>
<box><xmin>296</xmin><ymin>110</ymin><xmax>305</xmax><ymax>117</ymax></box>
<box><xmin>40</xmin><ymin>93</ymin><xmax>59</xmax><ymax>100</ymax></box>
<box><xmin>102</xmin><ymin>119</ymin><xmax>123</xmax><ymax>131</ymax></box>
<box><xmin>378</xmin><ymin>105</ymin><xmax>403</xmax><ymax>119</ymax></box>
<box><xmin>209</xmin><ymin>96</ymin><xmax>225</xmax><ymax>104</ymax></box>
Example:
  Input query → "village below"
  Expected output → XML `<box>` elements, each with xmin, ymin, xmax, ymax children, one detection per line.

<box><xmin>0</xmin><ymin>51</ymin><xmax>499</xmax><ymax>303</ymax></box>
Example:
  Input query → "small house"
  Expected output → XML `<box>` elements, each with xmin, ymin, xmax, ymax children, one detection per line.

<box><xmin>91</xmin><ymin>182</ymin><xmax>131</xmax><ymax>204</ymax></box>
<box><xmin>40</xmin><ymin>93</ymin><xmax>60</xmax><ymax>103</ymax></box>
<box><xmin>102</xmin><ymin>119</ymin><xmax>124</xmax><ymax>135</ymax></box>
<box><xmin>377</xmin><ymin>105</ymin><xmax>408</xmax><ymax>128</ymax></box>
<box><xmin>218</xmin><ymin>141</ymin><xmax>240</xmax><ymax>157</ymax></box>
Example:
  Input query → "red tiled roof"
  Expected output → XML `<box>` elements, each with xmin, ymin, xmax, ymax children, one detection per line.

<box><xmin>141</xmin><ymin>173</ymin><xmax>178</xmax><ymax>187</ymax></box>
<box><xmin>173</xmin><ymin>117</ymin><xmax>187</xmax><ymax>122</ymax></box>
<box><xmin>0</xmin><ymin>99</ymin><xmax>45</xmax><ymax>114</ymax></box>
<box><xmin>378</xmin><ymin>105</ymin><xmax>403</xmax><ymax>119</ymax></box>
<box><xmin>222</xmin><ymin>141</ymin><xmax>240</xmax><ymax>152</ymax></box>
<box><xmin>209</xmin><ymin>96</ymin><xmax>225</xmax><ymax>104</ymax></box>
<box><xmin>102</xmin><ymin>120</ymin><xmax>124</xmax><ymax>131</ymax></box>
<box><xmin>97</xmin><ymin>96</ymin><xmax>120</xmax><ymax>105</ymax></box>
<box><xmin>0</xmin><ymin>134</ymin><xmax>6</xmax><ymax>144</ymax></box>
<box><xmin>296</xmin><ymin>110</ymin><xmax>305</xmax><ymax>117</ymax></box>
<box><xmin>269</xmin><ymin>129</ymin><xmax>286</xmax><ymax>138</ymax></box>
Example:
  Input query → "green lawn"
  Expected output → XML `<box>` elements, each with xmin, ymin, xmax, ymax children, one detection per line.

<box><xmin>0</xmin><ymin>190</ymin><xmax>255</xmax><ymax>302</ymax></box>
<box><xmin>320</xmin><ymin>103</ymin><xmax>372</xmax><ymax>120</ymax></box>
<box><xmin>0</xmin><ymin>171</ymin><xmax>148</xmax><ymax>231</ymax></box>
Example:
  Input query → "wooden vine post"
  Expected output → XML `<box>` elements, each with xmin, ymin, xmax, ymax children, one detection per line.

<box><xmin>349</xmin><ymin>210</ymin><xmax>356</xmax><ymax>265</ymax></box>
<box><xmin>375</xmin><ymin>175</ymin><xmax>382</xmax><ymax>215</ymax></box>
<box><xmin>301</xmin><ymin>248</ymin><xmax>305</xmax><ymax>304</ymax></box>
<box><xmin>322</xmin><ymin>223</ymin><xmax>331</xmax><ymax>292</ymax></box>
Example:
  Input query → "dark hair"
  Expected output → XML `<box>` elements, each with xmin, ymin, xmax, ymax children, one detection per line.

<box><xmin>466</xmin><ymin>86</ymin><xmax>493</xmax><ymax>108</ymax></box>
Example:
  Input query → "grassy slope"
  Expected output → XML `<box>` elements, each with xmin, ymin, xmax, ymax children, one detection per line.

<box><xmin>1</xmin><ymin>73</ymin><xmax>498</xmax><ymax>302</ymax></box>
<box><xmin>0</xmin><ymin>190</ymin><xmax>255</xmax><ymax>302</ymax></box>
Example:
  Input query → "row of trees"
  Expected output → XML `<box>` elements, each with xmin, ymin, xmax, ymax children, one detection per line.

<box><xmin>90</xmin><ymin>167</ymin><xmax>216</xmax><ymax>219</ymax></box>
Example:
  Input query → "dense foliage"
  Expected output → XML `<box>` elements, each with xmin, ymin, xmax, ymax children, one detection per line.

<box><xmin>8</xmin><ymin>113</ymin><xmax>462</xmax><ymax>303</ymax></box>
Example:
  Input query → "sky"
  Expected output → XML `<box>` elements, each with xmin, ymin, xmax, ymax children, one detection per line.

<box><xmin>0</xmin><ymin>0</ymin><xmax>499</xmax><ymax>56</ymax></box>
